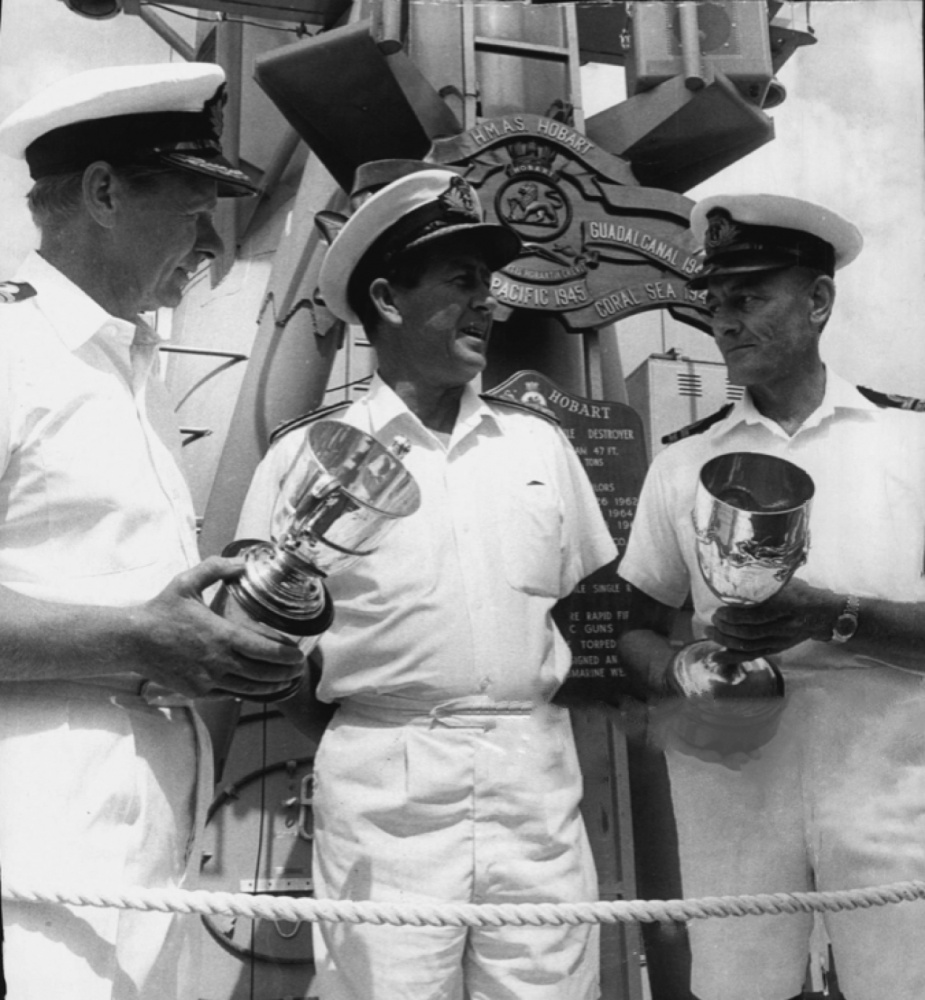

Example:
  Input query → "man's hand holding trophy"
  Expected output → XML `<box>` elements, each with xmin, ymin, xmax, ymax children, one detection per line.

<box><xmin>146</xmin><ymin>420</ymin><xmax>420</xmax><ymax>706</ymax></box>
<box><xmin>654</xmin><ymin>451</ymin><xmax>815</xmax><ymax>764</ymax></box>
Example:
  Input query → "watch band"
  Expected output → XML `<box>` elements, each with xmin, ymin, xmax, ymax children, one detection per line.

<box><xmin>830</xmin><ymin>594</ymin><xmax>860</xmax><ymax>644</ymax></box>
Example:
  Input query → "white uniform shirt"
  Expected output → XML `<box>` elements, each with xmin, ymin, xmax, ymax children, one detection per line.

<box><xmin>238</xmin><ymin>374</ymin><xmax>616</xmax><ymax>706</ymax></box>
<box><xmin>619</xmin><ymin>368</ymin><xmax>925</xmax><ymax>674</ymax></box>
<box><xmin>0</xmin><ymin>252</ymin><xmax>199</xmax><ymax>606</ymax></box>
<box><xmin>0</xmin><ymin>256</ymin><xmax>208</xmax><ymax>999</ymax></box>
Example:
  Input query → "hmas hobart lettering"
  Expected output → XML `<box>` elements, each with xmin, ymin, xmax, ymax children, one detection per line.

<box><xmin>430</xmin><ymin>114</ymin><xmax>711</xmax><ymax>332</ymax></box>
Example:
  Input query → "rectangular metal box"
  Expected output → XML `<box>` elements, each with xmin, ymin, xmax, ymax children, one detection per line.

<box><xmin>626</xmin><ymin>0</ymin><xmax>774</xmax><ymax>106</ymax></box>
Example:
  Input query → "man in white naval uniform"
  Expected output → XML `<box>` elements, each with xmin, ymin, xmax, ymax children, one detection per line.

<box><xmin>0</xmin><ymin>64</ymin><xmax>306</xmax><ymax>999</ymax></box>
<box><xmin>237</xmin><ymin>161</ymin><xmax>617</xmax><ymax>1000</ymax></box>
<box><xmin>617</xmin><ymin>194</ymin><xmax>925</xmax><ymax>1000</ymax></box>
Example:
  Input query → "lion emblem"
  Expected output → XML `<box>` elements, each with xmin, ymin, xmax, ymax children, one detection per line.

<box><xmin>503</xmin><ymin>181</ymin><xmax>565</xmax><ymax>228</ymax></box>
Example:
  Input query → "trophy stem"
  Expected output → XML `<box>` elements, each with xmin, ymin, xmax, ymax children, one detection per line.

<box><xmin>664</xmin><ymin>639</ymin><xmax>786</xmax><ymax>758</ymax></box>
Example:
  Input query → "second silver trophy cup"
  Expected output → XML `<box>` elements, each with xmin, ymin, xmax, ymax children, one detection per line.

<box><xmin>666</xmin><ymin>451</ymin><xmax>815</xmax><ymax>758</ymax></box>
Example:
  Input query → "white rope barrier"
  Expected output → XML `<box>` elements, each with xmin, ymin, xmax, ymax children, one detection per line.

<box><xmin>4</xmin><ymin>880</ymin><xmax>925</xmax><ymax>927</ymax></box>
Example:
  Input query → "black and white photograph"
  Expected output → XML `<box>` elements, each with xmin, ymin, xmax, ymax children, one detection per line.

<box><xmin>0</xmin><ymin>1</ymin><xmax>922</xmax><ymax>998</ymax></box>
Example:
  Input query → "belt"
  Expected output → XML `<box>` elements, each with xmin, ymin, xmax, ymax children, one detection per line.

<box><xmin>339</xmin><ymin>696</ymin><xmax>562</xmax><ymax>730</ymax></box>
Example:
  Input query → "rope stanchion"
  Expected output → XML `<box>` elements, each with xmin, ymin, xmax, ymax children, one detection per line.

<box><xmin>4</xmin><ymin>880</ymin><xmax>925</xmax><ymax>928</ymax></box>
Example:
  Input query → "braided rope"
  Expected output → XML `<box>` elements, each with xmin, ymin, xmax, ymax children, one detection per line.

<box><xmin>4</xmin><ymin>880</ymin><xmax>925</xmax><ymax>927</ymax></box>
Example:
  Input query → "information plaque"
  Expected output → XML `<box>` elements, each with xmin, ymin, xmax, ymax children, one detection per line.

<box><xmin>486</xmin><ymin>370</ymin><xmax>649</xmax><ymax>701</ymax></box>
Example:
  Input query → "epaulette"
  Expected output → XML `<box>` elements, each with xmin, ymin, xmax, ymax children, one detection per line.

<box><xmin>0</xmin><ymin>281</ymin><xmax>36</xmax><ymax>304</ymax></box>
<box><xmin>480</xmin><ymin>391</ymin><xmax>560</xmax><ymax>425</ymax></box>
<box><xmin>857</xmin><ymin>385</ymin><xmax>925</xmax><ymax>413</ymax></box>
<box><xmin>662</xmin><ymin>402</ymin><xmax>734</xmax><ymax>445</ymax></box>
<box><xmin>269</xmin><ymin>400</ymin><xmax>352</xmax><ymax>445</ymax></box>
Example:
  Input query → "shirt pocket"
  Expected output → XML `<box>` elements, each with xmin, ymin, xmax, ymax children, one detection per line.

<box><xmin>498</xmin><ymin>475</ymin><xmax>564</xmax><ymax>598</ymax></box>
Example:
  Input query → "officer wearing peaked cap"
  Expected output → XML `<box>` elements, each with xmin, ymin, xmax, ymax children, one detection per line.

<box><xmin>618</xmin><ymin>192</ymin><xmax>925</xmax><ymax>1000</ymax></box>
<box><xmin>237</xmin><ymin>160</ymin><xmax>615</xmax><ymax>1000</ymax></box>
<box><xmin>0</xmin><ymin>64</ymin><xmax>305</xmax><ymax>999</ymax></box>
<box><xmin>687</xmin><ymin>192</ymin><xmax>863</xmax><ymax>290</ymax></box>
<box><xmin>0</xmin><ymin>61</ymin><xmax>257</xmax><ymax>196</ymax></box>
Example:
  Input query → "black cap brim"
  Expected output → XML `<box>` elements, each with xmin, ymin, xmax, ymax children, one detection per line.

<box><xmin>404</xmin><ymin>222</ymin><xmax>522</xmax><ymax>272</ymax></box>
<box><xmin>687</xmin><ymin>251</ymin><xmax>798</xmax><ymax>290</ymax></box>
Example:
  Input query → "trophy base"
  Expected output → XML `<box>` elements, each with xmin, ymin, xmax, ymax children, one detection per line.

<box><xmin>222</xmin><ymin>539</ymin><xmax>335</xmax><ymax>638</ymax></box>
<box><xmin>225</xmin><ymin>575</ymin><xmax>335</xmax><ymax>638</ymax></box>
<box><xmin>661</xmin><ymin>640</ymin><xmax>787</xmax><ymax>760</ymax></box>
<box><xmin>209</xmin><ymin>540</ymin><xmax>335</xmax><ymax>705</ymax></box>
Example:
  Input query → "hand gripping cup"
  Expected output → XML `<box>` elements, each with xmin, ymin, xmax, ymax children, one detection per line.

<box><xmin>661</xmin><ymin>452</ymin><xmax>814</xmax><ymax>760</ymax></box>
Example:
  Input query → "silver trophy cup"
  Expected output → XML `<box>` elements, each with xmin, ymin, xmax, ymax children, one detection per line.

<box><xmin>665</xmin><ymin>452</ymin><xmax>815</xmax><ymax>757</ymax></box>
<box><xmin>211</xmin><ymin>420</ymin><xmax>421</xmax><ymax>701</ymax></box>
<box><xmin>225</xmin><ymin>419</ymin><xmax>420</xmax><ymax>635</ymax></box>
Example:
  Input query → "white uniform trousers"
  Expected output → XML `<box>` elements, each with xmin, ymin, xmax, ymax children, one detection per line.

<box><xmin>0</xmin><ymin>679</ymin><xmax>212</xmax><ymax>1000</ymax></box>
<box><xmin>667</xmin><ymin>667</ymin><xmax>925</xmax><ymax>1000</ymax></box>
<box><xmin>312</xmin><ymin>698</ymin><xmax>600</xmax><ymax>1000</ymax></box>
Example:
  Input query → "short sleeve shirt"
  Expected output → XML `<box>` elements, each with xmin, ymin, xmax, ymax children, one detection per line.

<box><xmin>237</xmin><ymin>375</ymin><xmax>617</xmax><ymax>705</ymax></box>
<box><xmin>618</xmin><ymin>369</ymin><xmax>925</xmax><ymax>672</ymax></box>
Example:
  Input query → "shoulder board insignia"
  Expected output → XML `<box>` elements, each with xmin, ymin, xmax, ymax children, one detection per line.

<box><xmin>0</xmin><ymin>281</ymin><xmax>36</xmax><ymax>304</ymax></box>
<box><xmin>480</xmin><ymin>391</ymin><xmax>560</xmax><ymax>425</ymax></box>
<box><xmin>269</xmin><ymin>399</ymin><xmax>352</xmax><ymax>445</ymax></box>
<box><xmin>662</xmin><ymin>402</ymin><xmax>734</xmax><ymax>445</ymax></box>
<box><xmin>857</xmin><ymin>385</ymin><xmax>925</xmax><ymax>413</ymax></box>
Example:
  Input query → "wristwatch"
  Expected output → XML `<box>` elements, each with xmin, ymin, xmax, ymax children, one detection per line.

<box><xmin>829</xmin><ymin>595</ymin><xmax>860</xmax><ymax>644</ymax></box>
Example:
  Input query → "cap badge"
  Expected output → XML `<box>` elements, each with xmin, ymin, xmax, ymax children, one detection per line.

<box><xmin>439</xmin><ymin>175</ymin><xmax>480</xmax><ymax>222</ymax></box>
<box><xmin>704</xmin><ymin>211</ymin><xmax>741</xmax><ymax>252</ymax></box>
